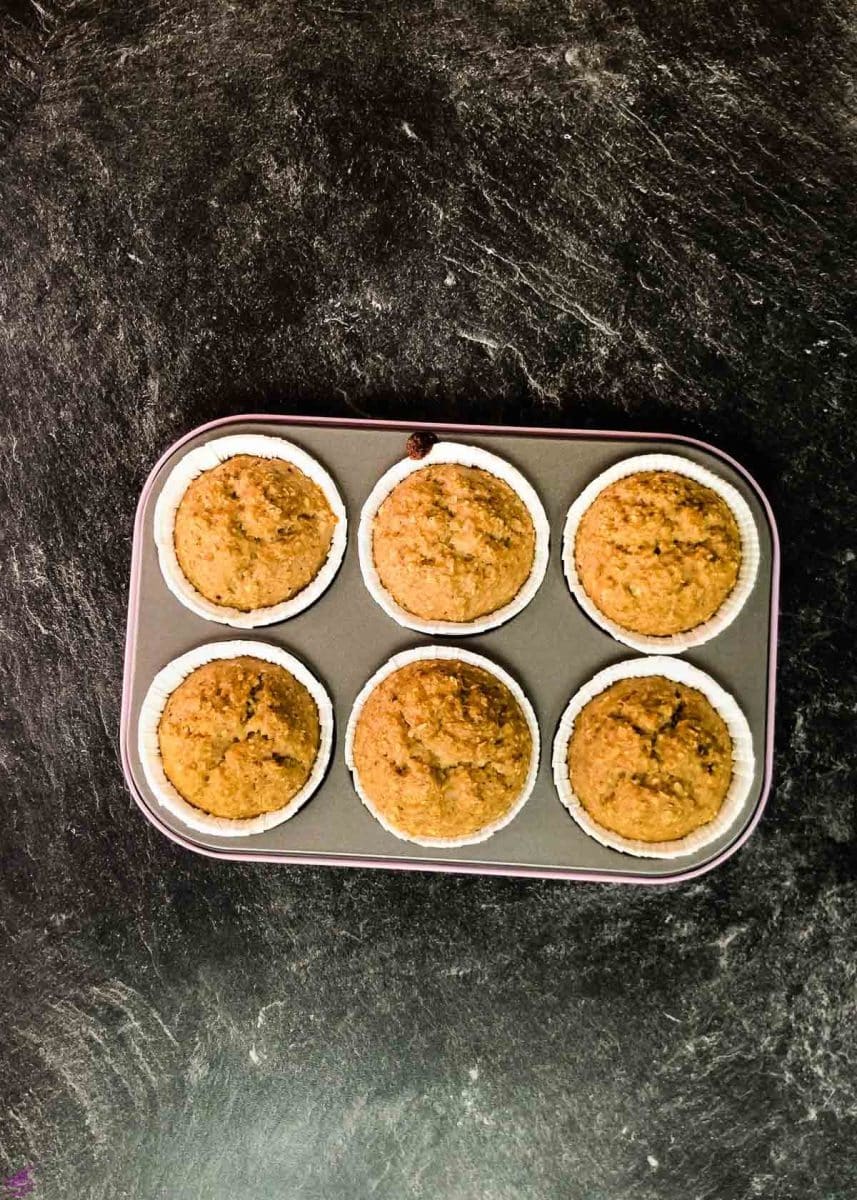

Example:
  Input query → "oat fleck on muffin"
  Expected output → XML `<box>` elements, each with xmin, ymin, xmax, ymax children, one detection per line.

<box><xmin>574</xmin><ymin>470</ymin><xmax>741</xmax><ymax>636</ymax></box>
<box><xmin>568</xmin><ymin>675</ymin><xmax>733</xmax><ymax>843</ymax></box>
<box><xmin>351</xmin><ymin>659</ymin><xmax>533</xmax><ymax>841</ymax></box>
<box><xmin>371</xmin><ymin>464</ymin><xmax>536</xmax><ymax>623</ymax></box>
<box><xmin>174</xmin><ymin>455</ymin><xmax>337</xmax><ymax>611</ymax></box>
<box><xmin>158</xmin><ymin>656</ymin><xmax>320</xmax><ymax>820</ymax></box>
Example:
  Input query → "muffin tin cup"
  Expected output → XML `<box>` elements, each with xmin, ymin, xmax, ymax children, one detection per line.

<box><xmin>551</xmin><ymin>656</ymin><xmax>755</xmax><ymax>860</ymax></box>
<box><xmin>138</xmin><ymin>640</ymin><xmax>335</xmax><ymax>838</ymax></box>
<box><xmin>154</xmin><ymin>433</ymin><xmax>348</xmax><ymax>628</ymax></box>
<box><xmin>562</xmin><ymin>453</ymin><xmax>761</xmax><ymax>654</ymax></box>
<box><xmin>344</xmin><ymin>646</ymin><xmax>541</xmax><ymax>848</ymax></box>
<box><xmin>358</xmin><ymin>440</ymin><xmax>550</xmax><ymax>636</ymax></box>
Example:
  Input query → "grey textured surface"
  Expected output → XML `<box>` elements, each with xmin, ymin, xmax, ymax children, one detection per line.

<box><xmin>1</xmin><ymin>2</ymin><xmax>855</xmax><ymax>1198</ymax></box>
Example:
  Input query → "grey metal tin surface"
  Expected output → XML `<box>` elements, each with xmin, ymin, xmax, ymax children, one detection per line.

<box><xmin>121</xmin><ymin>417</ymin><xmax>777</xmax><ymax>881</ymax></box>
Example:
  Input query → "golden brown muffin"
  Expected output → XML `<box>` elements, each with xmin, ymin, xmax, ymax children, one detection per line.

<box><xmin>158</xmin><ymin>656</ymin><xmax>320</xmax><ymax>820</ymax></box>
<box><xmin>568</xmin><ymin>675</ymin><xmax>733</xmax><ymax>843</ymax></box>
<box><xmin>351</xmin><ymin>659</ymin><xmax>533</xmax><ymax>841</ymax></box>
<box><xmin>174</xmin><ymin>455</ymin><xmax>337</xmax><ymax>611</ymax></box>
<box><xmin>574</xmin><ymin>470</ymin><xmax>741</xmax><ymax>636</ymax></box>
<box><xmin>372</xmin><ymin>464</ymin><xmax>536</xmax><ymax>623</ymax></box>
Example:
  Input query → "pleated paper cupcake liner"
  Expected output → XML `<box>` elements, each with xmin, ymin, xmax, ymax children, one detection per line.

<box><xmin>154</xmin><ymin>433</ymin><xmax>347</xmax><ymax>628</ymax></box>
<box><xmin>358</xmin><ymin>440</ymin><xmax>550</xmax><ymax>636</ymax></box>
<box><xmin>345</xmin><ymin>646</ymin><xmax>540</xmax><ymax>848</ymax></box>
<box><xmin>551</xmin><ymin>656</ymin><xmax>755</xmax><ymax>859</ymax></box>
<box><xmin>138</xmin><ymin>640</ymin><xmax>334</xmax><ymax>838</ymax></box>
<box><xmin>562</xmin><ymin>453</ymin><xmax>760</xmax><ymax>654</ymax></box>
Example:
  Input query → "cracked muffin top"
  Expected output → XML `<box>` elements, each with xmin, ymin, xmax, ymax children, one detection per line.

<box><xmin>567</xmin><ymin>675</ymin><xmax>733</xmax><ymax>843</ymax></box>
<box><xmin>158</xmin><ymin>656</ymin><xmax>321</xmax><ymax>820</ymax></box>
<box><xmin>371</xmin><ymin>464</ymin><xmax>536</xmax><ymax>623</ymax></box>
<box><xmin>351</xmin><ymin>659</ymin><xmax>533</xmax><ymax>841</ymax></box>
<box><xmin>174</xmin><ymin>454</ymin><xmax>337</xmax><ymax>611</ymax></box>
<box><xmin>574</xmin><ymin>470</ymin><xmax>741</xmax><ymax>636</ymax></box>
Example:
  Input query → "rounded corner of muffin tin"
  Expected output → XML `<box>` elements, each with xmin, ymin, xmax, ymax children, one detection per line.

<box><xmin>121</xmin><ymin>414</ymin><xmax>779</xmax><ymax>883</ymax></box>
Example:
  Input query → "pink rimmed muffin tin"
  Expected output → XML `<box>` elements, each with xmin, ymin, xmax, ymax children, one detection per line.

<box><xmin>120</xmin><ymin>415</ymin><xmax>779</xmax><ymax>884</ymax></box>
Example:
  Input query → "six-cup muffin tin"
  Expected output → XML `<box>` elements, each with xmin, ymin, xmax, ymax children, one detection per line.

<box><xmin>120</xmin><ymin>415</ymin><xmax>779</xmax><ymax>884</ymax></box>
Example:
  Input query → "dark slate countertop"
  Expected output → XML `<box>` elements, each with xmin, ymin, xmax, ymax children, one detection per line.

<box><xmin>1</xmin><ymin>3</ymin><xmax>855</xmax><ymax>1198</ymax></box>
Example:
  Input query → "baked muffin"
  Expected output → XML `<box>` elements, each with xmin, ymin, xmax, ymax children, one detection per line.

<box><xmin>158</xmin><ymin>656</ymin><xmax>321</xmax><ymax>820</ymax></box>
<box><xmin>174</xmin><ymin>455</ymin><xmax>337</xmax><ymax>611</ymax></box>
<box><xmin>567</xmin><ymin>675</ymin><xmax>733</xmax><ymax>843</ymax></box>
<box><xmin>371</xmin><ymin>464</ymin><xmax>536</xmax><ymax>623</ymax></box>
<box><xmin>574</xmin><ymin>470</ymin><xmax>741</xmax><ymax>637</ymax></box>
<box><xmin>350</xmin><ymin>658</ymin><xmax>533</xmax><ymax>842</ymax></box>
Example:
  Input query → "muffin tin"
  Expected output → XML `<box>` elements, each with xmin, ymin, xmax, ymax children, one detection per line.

<box><xmin>120</xmin><ymin>415</ymin><xmax>779</xmax><ymax>884</ymax></box>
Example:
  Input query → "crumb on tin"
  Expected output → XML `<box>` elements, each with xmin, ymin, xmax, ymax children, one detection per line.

<box><xmin>405</xmin><ymin>431</ymin><xmax>437</xmax><ymax>460</ymax></box>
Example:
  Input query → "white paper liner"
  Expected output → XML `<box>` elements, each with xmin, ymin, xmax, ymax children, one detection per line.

<box><xmin>344</xmin><ymin>646</ymin><xmax>540</xmax><ymax>848</ymax></box>
<box><xmin>154</xmin><ymin>434</ymin><xmax>348</xmax><ymax>628</ymax></box>
<box><xmin>562</xmin><ymin>453</ymin><xmax>760</xmax><ymax>654</ymax></box>
<box><xmin>138</xmin><ymin>640</ymin><xmax>334</xmax><ymax>838</ymax></box>
<box><xmin>358</xmin><ymin>441</ymin><xmax>550</xmax><ymax>636</ymax></box>
<box><xmin>551</xmin><ymin>656</ymin><xmax>755</xmax><ymax>859</ymax></box>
